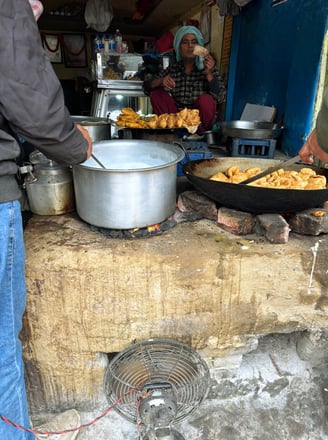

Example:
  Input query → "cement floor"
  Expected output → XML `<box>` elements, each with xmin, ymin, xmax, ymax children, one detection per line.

<box><xmin>36</xmin><ymin>332</ymin><xmax>328</xmax><ymax>440</ymax></box>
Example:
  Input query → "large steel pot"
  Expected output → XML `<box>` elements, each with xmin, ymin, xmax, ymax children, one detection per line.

<box><xmin>73</xmin><ymin>140</ymin><xmax>185</xmax><ymax>229</ymax></box>
<box><xmin>182</xmin><ymin>157</ymin><xmax>328</xmax><ymax>213</ymax></box>
<box><xmin>71</xmin><ymin>116</ymin><xmax>111</xmax><ymax>142</ymax></box>
<box><xmin>218</xmin><ymin>120</ymin><xmax>283</xmax><ymax>139</ymax></box>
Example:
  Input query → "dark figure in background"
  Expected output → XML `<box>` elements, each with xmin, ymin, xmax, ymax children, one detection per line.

<box><xmin>299</xmin><ymin>86</ymin><xmax>328</xmax><ymax>164</ymax></box>
<box><xmin>143</xmin><ymin>25</ymin><xmax>226</xmax><ymax>135</ymax></box>
<box><xmin>0</xmin><ymin>1</ymin><xmax>92</xmax><ymax>439</ymax></box>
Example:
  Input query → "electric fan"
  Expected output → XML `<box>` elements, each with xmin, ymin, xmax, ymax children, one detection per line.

<box><xmin>104</xmin><ymin>338</ymin><xmax>210</xmax><ymax>440</ymax></box>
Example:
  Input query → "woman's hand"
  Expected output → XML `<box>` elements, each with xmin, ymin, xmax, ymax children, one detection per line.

<box><xmin>150</xmin><ymin>75</ymin><xmax>175</xmax><ymax>90</ymax></box>
<box><xmin>299</xmin><ymin>129</ymin><xmax>328</xmax><ymax>164</ymax></box>
<box><xmin>161</xmin><ymin>75</ymin><xmax>176</xmax><ymax>90</ymax></box>
<box><xmin>203</xmin><ymin>54</ymin><xmax>215</xmax><ymax>76</ymax></box>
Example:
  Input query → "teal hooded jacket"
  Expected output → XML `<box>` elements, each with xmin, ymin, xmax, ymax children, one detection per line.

<box><xmin>173</xmin><ymin>25</ymin><xmax>206</xmax><ymax>70</ymax></box>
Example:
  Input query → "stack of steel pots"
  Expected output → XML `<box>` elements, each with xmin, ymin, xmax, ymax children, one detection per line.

<box><xmin>71</xmin><ymin>115</ymin><xmax>112</xmax><ymax>142</ymax></box>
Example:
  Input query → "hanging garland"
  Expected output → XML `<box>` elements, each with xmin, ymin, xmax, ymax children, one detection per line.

<box><xmin>41</xmin><ymin>33</ymin><xmax>60</xmax><ymax>53</ymax></box>
<box><xmin>62</xmin><ymin>34</ymin><xmax>86</xmax><ymax>57</ymax></box>
<box><xmin>41</xmin><ymin>32</ymin><xmax>86</xmax><ymax>57</ymax></box>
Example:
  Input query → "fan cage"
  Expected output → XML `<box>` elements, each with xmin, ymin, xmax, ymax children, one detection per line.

<box><xmin>104</xmin><ymin>338</ymin><xmax>210</xmax><ymax>425</ymax></box>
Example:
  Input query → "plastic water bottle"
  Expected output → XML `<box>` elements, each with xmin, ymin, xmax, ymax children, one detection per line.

<box><xmin>93</xmin><ymin>34</ymin><xmax>103</xmax><ymax>79</ymax></box>
<box><xmin>109</xmin><ymin>34</ymin><xmax>115</xmax><ymax>53</ymax></box>
<box><xmin>99</xmin><ymin>34</ymin><xmax>105</xmax><ymax>55</ymax></box>
<box><xmin>114</xmin><ymin>29</ymin><xmax>123</xmax><ymax>53</ymax></box>
<box><xmin>103</xmin><ymin>34</ymin><xmax>110</xmax><ymax>55</ymax></box>
<box><xmin>93</xmin><ymin>34</ymin><xmax>101</xmax><ymax>56</ymax></box>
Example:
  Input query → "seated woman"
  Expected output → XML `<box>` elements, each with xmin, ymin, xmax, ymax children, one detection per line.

<box><xmin>143</xmin><ymin>25</ymin><xmax>226</xmax><ymax>136</ymax></box>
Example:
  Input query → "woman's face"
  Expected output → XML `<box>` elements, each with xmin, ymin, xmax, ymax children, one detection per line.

<box><xmin>179</xmin><ymin>33</ymin><xmax>197</xmax><ymax>60</ymax></box>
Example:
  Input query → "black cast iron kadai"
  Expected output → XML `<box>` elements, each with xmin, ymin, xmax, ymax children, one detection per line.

<box><xmin>182</xmin><ymin>157</ymin><xmax>328</xmax><ymax>214</ymax></box>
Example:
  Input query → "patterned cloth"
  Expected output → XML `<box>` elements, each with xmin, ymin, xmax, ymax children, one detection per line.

<box><xmin>28</xmin><ymin>0</ymin><xmax>43</xmax><ymax>21</ymax></box>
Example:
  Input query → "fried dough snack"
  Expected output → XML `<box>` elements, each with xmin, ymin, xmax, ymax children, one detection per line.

<box><xmin>103</xmin><ymin>68</ymin><xmax>121</xmax><ymax>80</ymax></box>
<box><xmin>193</xmin><ymin>44</ymin><xmax>209</xmax><ymax>57</ymax></box>
<box><xmin>116</xmin><ymin>108</ymin><xmax>149</xmax><ymax>128</ymax></box>
<box><xmin>116</xmin><ymin>107</ymin><xmax>201</xmax><ymax>131</ymax></box>
<box><xmin>210</xmin><ymin>166</ymin><xmax>327</xmax><ymax>190</ymax></box>
<box><xmin>193</xmin><ymin>45</ymin><xmax>209</xmax><ymax>57</ymax></box>
<box><xmin>143</xmin><ymin>108</ymin><xmax>200</xmax><ymax>132</ymax></box>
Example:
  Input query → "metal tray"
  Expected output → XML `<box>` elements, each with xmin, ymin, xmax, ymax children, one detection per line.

<box><xmin>117</xmin><ymin>127</ymin><xmax>179</xmax><ymax>131</ymax></box>
<box><xmin>218</xmin><ymin>120</ymin><xmax>283</xmax><ymax>139</ymax></box>
<box><xmin>97</xmin><ymin>79</ymin><xmax>144</xmax><ymax>91</ymax></box>
<box><xmin>117</xmin><ymin>127</ymin><xmax>179</xmax><ymax>141</ymax></box>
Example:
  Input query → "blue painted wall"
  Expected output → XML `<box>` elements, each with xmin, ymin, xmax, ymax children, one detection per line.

<box><xmin>226</xmin><ymin>0</ymin><xmax>328</xmax><ymax>155</ymax></box>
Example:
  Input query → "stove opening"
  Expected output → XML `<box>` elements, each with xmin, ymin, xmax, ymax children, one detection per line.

<box><xmin>88</xmin><ymin>218</ymin><xmax>178</xmax><ymax>239</ymax></box>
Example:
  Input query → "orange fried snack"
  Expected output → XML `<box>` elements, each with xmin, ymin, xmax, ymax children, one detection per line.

<box><xmin>210</xmin><ymin>166</ymin><xmax>327</xmax><ymax>190</ymax></box>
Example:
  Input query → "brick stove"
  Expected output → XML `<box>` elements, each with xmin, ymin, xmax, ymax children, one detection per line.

<box><xmin>177</xmin><ymin>188</ymin><xmax>328</xmax><ymax>244</ymax></box>
<box><xmin>84</xmin><ymin>187</ymin><xmax>328</xmax><ymax>244</ymax></box>
<box><xmin>21</xmin><ymin>140</ymin><xmax>328</xmax><ymax>437</ymax></box>
<box><xmin>80</xmin><ymin>166</ymin><xmax>328</xmax><ymax>243</ymax></box>
<box><xmin>87</xmin><ymin>205</ymin><xmax>203</xmax><ymax>239</ymax></box>
<box><xmin>23</xmin><ymin>204</ymin><xmax>328</xmax><ymax>418</ymax></box>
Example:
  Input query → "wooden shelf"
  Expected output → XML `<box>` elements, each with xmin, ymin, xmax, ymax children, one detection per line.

<box><xmin>38</xmin><ymin>14</ymin><xmax>89</xmax><ymax>32</ymax></box>
<box><xmin>38</xmin><ymin>14</ymin><xmax>156</xmax><ymax>37</ymax></box>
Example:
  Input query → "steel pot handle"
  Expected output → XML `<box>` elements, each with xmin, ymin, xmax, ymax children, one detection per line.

<box><xmin>173</xmin><ymin>141</ymin><xmax>190</xmax><ymax>163</ymax></box>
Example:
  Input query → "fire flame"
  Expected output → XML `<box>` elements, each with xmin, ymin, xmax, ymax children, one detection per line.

<box><xmin>147</xmin><ymin>224</ymin><xmax>161</xmax><ymax>233</ymax></box>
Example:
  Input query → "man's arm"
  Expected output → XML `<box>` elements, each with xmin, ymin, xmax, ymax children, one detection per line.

<box><xmin>0</xmin><ymin>0</ymin><xmax>90</xmax><ymax>165</ymax></box>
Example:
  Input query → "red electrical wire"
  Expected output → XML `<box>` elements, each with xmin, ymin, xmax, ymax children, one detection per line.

<box><xmin>0</xmin><ymin>388</ymin><xmax>137</xmax><ymax>437</ymax></box>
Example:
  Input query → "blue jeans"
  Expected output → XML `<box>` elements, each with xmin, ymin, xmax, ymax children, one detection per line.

<box><xmin>0</xmin><ymin>201</ymin><xmax>34</xmax><ymax>439</ymax></box>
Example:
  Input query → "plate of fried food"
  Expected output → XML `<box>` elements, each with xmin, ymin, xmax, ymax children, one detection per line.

<box><xmin>115</xmin><ymin>107</ymin><xmax>200</xmax><ymax>133</ymax></box>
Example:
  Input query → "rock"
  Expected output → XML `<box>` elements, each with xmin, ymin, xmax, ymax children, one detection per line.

<box><xmin>217</xmin><ymin>207</ymin><xmax>255</xmax><ymax>235</ymax></box>
<box><xmin>177</xmin><ymin>190</ymin><xmax>217</xmax><ymax>220</ymax></box>
<box><xmin>288</xmin><ymin>208</ymin><xmax>328</xmax><ymax>235</ymax></box>
<box><xmin>256</xmin><ymin>213</ymin><xmax>290</xmax><ymax>244</ymax></box>
<box><xmin>172</xmin><ymin>209</ymin><xmax>203</xmax><ymax>223</ymax></box>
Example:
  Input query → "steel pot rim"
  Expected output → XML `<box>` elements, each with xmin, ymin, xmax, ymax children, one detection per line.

<box><xmin>74</xmin><ymin>140</ymin><xmax>185</xmax><ymax>172</ymax></box>
<box><xmin>71</xmin><ymin>115</ymin><xmax>111</xmax><ymax>126</ymax></box>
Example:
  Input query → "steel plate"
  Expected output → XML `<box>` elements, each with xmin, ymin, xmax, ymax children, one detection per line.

<box><xmin>219</xmin><ymin>120</ymin><xmax>283</xmax><ymax>139</ymax></box>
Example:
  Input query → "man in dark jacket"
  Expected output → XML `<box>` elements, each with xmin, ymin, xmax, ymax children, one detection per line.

<box><xmin>0</xmin><ymin>1</ymin><xmax>92</xmax><ymax>439</ymax></box>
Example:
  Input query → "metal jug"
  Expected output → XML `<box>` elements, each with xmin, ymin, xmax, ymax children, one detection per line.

<box><xmin>23</xmin><ymin>153</ymin><xmax>75</xmax><ymax>215</ymax></box>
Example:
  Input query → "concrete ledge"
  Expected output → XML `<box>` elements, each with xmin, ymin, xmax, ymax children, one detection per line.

<box><xmin>23</xmin><ymin>213</ymin><xmax>328</xmax><ymax>412</ymax></box>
